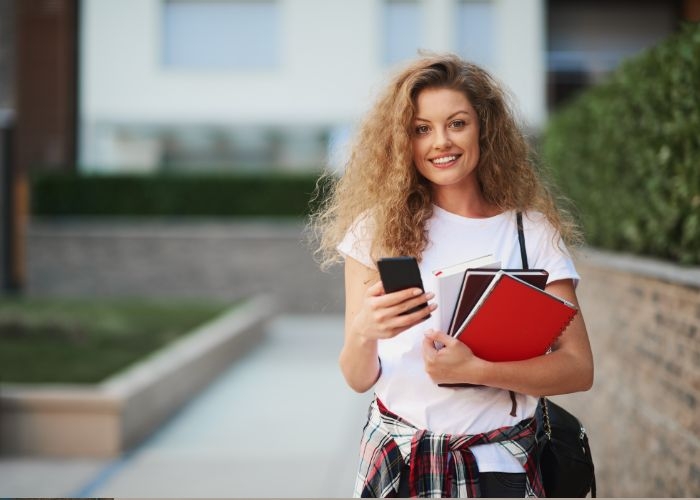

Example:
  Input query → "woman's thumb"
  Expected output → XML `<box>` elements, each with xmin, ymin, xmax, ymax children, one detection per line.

<box><xmin>424</xmin><ymin>328</ymin><xmax>453</xmax><ymax>349</ymax></box>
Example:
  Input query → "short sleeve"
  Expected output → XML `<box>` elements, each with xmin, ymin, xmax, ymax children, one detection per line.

<box><xmin>523</xmin><ymin>212</ymin><xmax>580</xmax><ymax>287</ymax></box>
<box><xmin>337</xmin><ymin>212</ymin><xmax>377</xmax><ymax>269</ymax></box>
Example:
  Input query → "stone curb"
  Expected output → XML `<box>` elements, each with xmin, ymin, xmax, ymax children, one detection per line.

<box><xmin>577</xmin><ymin>247</ymin><xmax>700</xmax><ymax>289</ymax></box>
<box><xmin>0</xmin><ymin>293</ymin><xmax>278</xmax><ymax>457</ymax></box>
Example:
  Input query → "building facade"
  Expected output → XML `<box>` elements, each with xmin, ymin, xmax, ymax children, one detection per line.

<box><xmin>76</xmin><ymin>0</ymin><xmax>687</xmax><ymax>173</ymax></box>
<box><xmin>78</xmin><ymin>0</ymin><xmax>547</xmax><ymax>172</ymax></box>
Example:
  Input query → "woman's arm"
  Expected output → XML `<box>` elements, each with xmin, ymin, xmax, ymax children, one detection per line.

<box><xmin>340</xmin><ymin>256</ymin><xmax>436</xmax><ymax>392</ymax></box>
<box><xmin>422</xmin><ymin>278</ymin><xmax>593</xmax><ymax>396</ymax></box>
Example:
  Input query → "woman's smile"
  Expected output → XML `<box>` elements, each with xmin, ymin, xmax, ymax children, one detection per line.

<box><xmin>429</xmin><ymin>153</ymin><xmax>463</xmax><ymax>168</ymax></box>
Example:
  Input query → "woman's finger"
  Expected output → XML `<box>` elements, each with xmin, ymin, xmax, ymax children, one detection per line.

<box><xmin>373</xmin><ymin>287</ymin><xmax>429</xmax><ymax>310</ymax></box>
<box><xmin>385</xmin><ymin>291</ymin><xmax>435</xmax><ymax>317</ymax></box>
<box><xmin>366</xmin><ymin>279</ymin><xmax>385</xmax><ymax>296</ymax></box>
<box><xmin>381</xmin><ymin>300</ymin><xmax>436</xmax><ymax>332</ymax></box>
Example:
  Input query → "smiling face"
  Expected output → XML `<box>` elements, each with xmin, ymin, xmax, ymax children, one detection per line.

<box><xmin>411</xmin><ymin>87</ymin><xmax>481</xmax><ymax>196</ymax></box>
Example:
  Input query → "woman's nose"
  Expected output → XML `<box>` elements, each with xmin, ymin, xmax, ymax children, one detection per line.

<box><xmin>434</xmin><ymin>130</ymin><xmax>452</xmax><ymax>149</ymax></box>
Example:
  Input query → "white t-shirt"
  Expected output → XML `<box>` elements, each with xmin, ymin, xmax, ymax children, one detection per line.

<box><xmin>338</xmin><ymin>205</ymin><xmax>580</xmax><ymax>473</ymax></box>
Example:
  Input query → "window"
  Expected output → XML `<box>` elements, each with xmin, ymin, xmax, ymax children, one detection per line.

<box><xmin>162</xmin><ymin>0</ymin><xmax>279</xmax><ymax>70</ymax></box>
<box><xmin>456</xmin><ymin>0</ymin><xmax>495</xmax><ymax>69</ymax></box>
<box><xmin>546</xmin><ymin>0</ymin><xmax>676</xmax><ymax>109</ymax></box>
<box><xmin>383</xmin><ymin>0</ymin><xmax>422</xmax><ymax>66</ymax></box>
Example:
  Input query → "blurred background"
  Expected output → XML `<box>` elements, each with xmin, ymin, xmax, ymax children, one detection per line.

<box><xmin>0</xmin><ymin>0</ymin><xmax>699</xmax><ymax>497</ymax></box>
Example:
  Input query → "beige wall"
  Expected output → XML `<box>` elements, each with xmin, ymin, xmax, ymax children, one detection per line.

<box><xmin>556</xmin><ymin>251</ymin><xmax>700</xmax><ymax>497</ymax></box>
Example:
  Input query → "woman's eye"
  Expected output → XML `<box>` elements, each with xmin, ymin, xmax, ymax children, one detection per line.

<box><xmin>415</xmin><ymin>124</ymin><xmax>430</xmax><ymax>135</ymax></box>
<box><xmin>449</xmin><ymin>120</ymin><xmax>466</xmax><ymax>128</ymax></box>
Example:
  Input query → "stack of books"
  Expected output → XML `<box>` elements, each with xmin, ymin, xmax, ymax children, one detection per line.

<box><xmin>433</xmin><ymin>256</ymin><xmax>577</xmax><ymax>362</ymax></box>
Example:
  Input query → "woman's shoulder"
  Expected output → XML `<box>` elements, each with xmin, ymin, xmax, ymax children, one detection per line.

<box><xmin>519</xmin><ymin>210</ymin><xmax>557</xmax><ymax>235</ymax></box>
<box><xmin>347</xmin><ymin>209</ymin><xmax>377</xmax><ymax>237</ymax></box>
<box><xmin>519</xmin><ymin>210</ymin><xmax>576</xmax><ymax>267</ymax></box>
<box><xmin>338</xmin><ymin>210</ymin><xmax>377</xmax><ymax>268</ymax></box>
<box><xmin>520</xmin><ymin>209</ymin><xmax>547</xmax><ymax>224</ymax></box>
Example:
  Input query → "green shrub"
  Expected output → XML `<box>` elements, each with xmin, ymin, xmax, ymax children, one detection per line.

<box><xmin>0</xmin><ymin>297</ymin><xmax>229</xmax><ymax>383</ymax></box>
<box><xmin>31</xmin><ymin>171</ymin><xmax>332</xmax><ymax>217</ymax></box>
<box><xmin>543</xmin><ymin>23</ymin><xmax>700</xmax><ymax>265</ymax></box>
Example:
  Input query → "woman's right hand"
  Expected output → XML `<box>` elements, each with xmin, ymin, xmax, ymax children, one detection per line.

<box><xmin>350</xmin><ymin>280</ymin><xmax>436</xmax><ymax>342</ymax></box>
<box><xmin>340</xmin><ymin>256</ymin><xmax>436</xmax><ymax>392</ymax></box>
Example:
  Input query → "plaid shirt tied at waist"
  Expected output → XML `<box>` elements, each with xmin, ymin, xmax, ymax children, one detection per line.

<box><xmin>354</xmin><ymin>397</ymin><xmax>544</xmax><ymax>498</ymax></box>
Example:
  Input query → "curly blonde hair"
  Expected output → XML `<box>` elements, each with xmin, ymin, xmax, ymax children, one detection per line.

<box><xmin>310</xmin><ymin>53</ymin><xmax>581</xmax><ymax>269</ymax></box>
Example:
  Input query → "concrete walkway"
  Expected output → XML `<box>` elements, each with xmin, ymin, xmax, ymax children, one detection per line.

<box><xmin>0</xmin><ymin>314</ymin><xmax>372</xmax><ymax>498</ymax></box>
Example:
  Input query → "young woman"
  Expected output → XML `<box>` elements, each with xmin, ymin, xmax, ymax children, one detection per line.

<box><xmin>311</xmin><ymin>54</ymin><xmax>593</xmax><ymax>498</ymax></box>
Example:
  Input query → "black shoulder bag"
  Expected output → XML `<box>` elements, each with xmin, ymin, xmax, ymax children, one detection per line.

<box><xmin>516</xmin><ymin>212</ymin><xmax>597</xmax><ymax>498</ymax></box>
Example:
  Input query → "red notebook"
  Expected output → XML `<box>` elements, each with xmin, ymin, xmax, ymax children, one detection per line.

<box><xmin>453</xmin><ymin>271</ymin><xmax>577</xmax><ymax>362</ymax></box>
<box><xmin>447</xmin><ymin>269</ymin><xmax>549</xmax><ymax>336</ymax></box>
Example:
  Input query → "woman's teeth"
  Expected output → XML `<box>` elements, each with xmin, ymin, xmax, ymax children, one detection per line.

<box><xmin>432</xmin><ymin>155</ymin><xmax>457</xmax><ymax>165</ymax></box>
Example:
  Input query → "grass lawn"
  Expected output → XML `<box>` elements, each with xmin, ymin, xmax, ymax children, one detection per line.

<box><xmin>0</xmin><ymin>297</ymin><xmax>231</xmax><ymax>384</ymax></box>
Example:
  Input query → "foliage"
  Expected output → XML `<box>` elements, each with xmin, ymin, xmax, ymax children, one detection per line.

<box><xmin>543</xmin><ymin>23</ymin><xmax>700</xmax><ymax>265</ymax></box>
<box><xmin>31</xmin><ymin>171</ymin><xmax>331</xmax><ymax>217</ymax></box>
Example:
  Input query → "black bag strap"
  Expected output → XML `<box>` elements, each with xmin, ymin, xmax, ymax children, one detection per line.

<box><xmin>506</xmin><ymin>212</ymin><xmax>530</xmax><ymax>417</ymax></box>
<box><xmin>516</xmin><ymin>211</ymin><xmax>529</xmax><ymax>270</ymax></box>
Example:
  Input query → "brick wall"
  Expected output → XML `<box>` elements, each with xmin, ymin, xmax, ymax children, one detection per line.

<box><xmin>26</xmin><ymin>219</ymin><xmax>345</xmax><ymax>314</ymax></box>
<box><xmin>555</xmin><ymin>249</ymin><xmax>700</xmax><ymax>497</ymax></box>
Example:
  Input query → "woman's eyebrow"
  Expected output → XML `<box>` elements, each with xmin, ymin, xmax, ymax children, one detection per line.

<box><xmin>414</xmin><ymin>110</ymin><xmax>471</xmax><ymax>122</ymax></box>
<box><xmin>448</xmin><ymin>110</ymin><xmax>471</xmax><ymax>119</ymax></box>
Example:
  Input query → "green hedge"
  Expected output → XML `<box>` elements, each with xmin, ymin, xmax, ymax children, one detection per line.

<box><xmin>31</xmin><ymin>172</ymin><xmax>330</xmax><ymax>217</ymax></box>
<box><xmin>543</xmin><ymin>23</ymin><xmax>700</xmax><ymax>265</ymax></box>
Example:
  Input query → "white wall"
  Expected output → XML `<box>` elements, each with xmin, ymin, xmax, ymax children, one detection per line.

<box><xmin>79</xmin><ymin>0</ymin><xmax>545</xmax><ymax>170</ymax></box>
<box><xmin>80</xmin><ymin>0</ymin><xmax>381</xmax><ymax>125</ymax></box>
<box><xmin>493</xmin><ymin>0</ymin><xmax>546</xmax><ymax>128</ymax></box>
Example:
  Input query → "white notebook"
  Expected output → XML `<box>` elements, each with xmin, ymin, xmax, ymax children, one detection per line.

<box><xmin>432</xmin><ymin>254</ymin><xmax>500</xmax><ymax>333</ymax></box>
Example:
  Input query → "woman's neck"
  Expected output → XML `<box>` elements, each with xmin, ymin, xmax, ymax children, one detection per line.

<box><xmin>432</xmin><ymin>184</ymin><xmax>499</xmax><ymax>219</ymax></box>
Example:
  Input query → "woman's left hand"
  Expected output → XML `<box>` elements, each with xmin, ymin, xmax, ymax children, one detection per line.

<box><xmin>422</xmin><ymin>329</ymin><xmax>486</xmax><ymax>385</ymax></box>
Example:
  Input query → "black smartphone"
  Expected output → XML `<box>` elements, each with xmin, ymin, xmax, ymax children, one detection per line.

<box><xmin>377</xmin><ymin>256</ymin><xmax>430</xmax><ymax>316</ymax></box>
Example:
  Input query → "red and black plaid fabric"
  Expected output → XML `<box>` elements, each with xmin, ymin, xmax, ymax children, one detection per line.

<box><xmin>354</xmin><ymin>397</ymin><xmax>544</xmax><ymax>498</ymax></box>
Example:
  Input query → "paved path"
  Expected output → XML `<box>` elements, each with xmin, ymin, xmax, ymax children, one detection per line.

<box><xmin>0</xmin><ymin>314</ymin><xmax>372</xmax><ymax>498</ymax></box>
